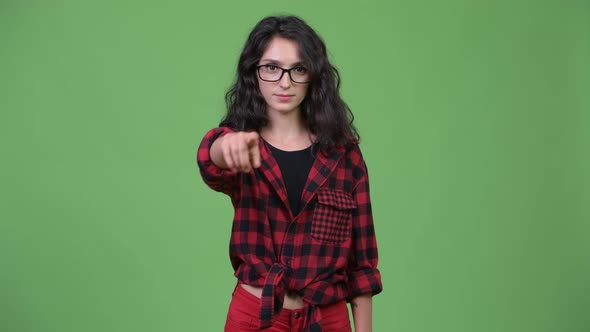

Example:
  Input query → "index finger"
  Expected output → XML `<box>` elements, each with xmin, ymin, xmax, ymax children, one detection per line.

<box><xmin>249</xmin><ymin>143</ymin><xmax>261</xmax><ymax>168</ymax></box>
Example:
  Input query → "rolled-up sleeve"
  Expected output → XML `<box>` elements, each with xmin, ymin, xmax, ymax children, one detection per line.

<box><xmin>346</xmin><ymin>160</ymin><xmax>383</xmax><ymax>301</ymax></box>
<box><xmin>196</xmin><ymin>127</ymin><xmax>238</xmax><ymax>196</ymax></box>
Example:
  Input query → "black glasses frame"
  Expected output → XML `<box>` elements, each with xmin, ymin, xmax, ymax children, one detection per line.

<box><xmin>256</xmin><ymin>64</ymin><xmax>311</xmax><ymax>84</ymax></box>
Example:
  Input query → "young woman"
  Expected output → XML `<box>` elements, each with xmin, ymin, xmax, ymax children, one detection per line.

<box><xmin>197</xmin><ymin>15</ymin><xmax>382</xmax><ymax>332</ymax></box>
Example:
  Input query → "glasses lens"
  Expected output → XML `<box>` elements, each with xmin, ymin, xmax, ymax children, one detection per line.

<box><xmin>259</xmin><ymin>65</ymin><xmax>282</xmax><ymax>81</ymax></box>
<box><xmin>290</xmin><ymin>67</ymin><xmax>310</xmax><ymax>83</ymax></box>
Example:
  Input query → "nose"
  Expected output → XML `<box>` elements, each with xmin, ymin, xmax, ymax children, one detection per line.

<box><xmin>278</xmin><ymin>71</ymin><xmax>292</xmax><ymax>88</ymax></box>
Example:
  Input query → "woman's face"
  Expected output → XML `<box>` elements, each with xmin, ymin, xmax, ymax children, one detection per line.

<box><xmin>257</xmin><ymin>37</ymin><xmax>310</xmax><ymax>116</ymax></box>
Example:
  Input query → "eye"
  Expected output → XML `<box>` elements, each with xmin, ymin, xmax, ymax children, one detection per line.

<box><xmin>265</xmin><ymin>64</ymin><xmax>278</xmax><ymax>72</ymax></box>
<box><xmin>293</xmin><ymin>66</ymin><xmax>307</xmax><ymax>74</ymax></box>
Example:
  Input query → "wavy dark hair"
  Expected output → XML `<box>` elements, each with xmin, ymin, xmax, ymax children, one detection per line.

<box><xmin>220</xmin><ymin>15</ymin><xmax>359</xmax><ymax>151</ymax></box>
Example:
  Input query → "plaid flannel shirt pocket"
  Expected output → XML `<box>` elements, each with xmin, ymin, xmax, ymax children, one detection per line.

<box><xmin>311</xmin><ymin>189</ymin><xmax>357</xmax><ymax>244</ymax></box>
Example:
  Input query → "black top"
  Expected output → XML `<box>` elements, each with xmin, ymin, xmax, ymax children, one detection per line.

<box><xmin>266</xmin><ymin>142</ymin><xmax>316</xmax><ymax>217</ymax></box>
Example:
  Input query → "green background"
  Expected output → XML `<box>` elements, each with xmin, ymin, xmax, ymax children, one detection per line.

<box><xmin>1</xmin><ymin>1</ymin><xmax>589</xmax><ymax>331</ymax></box>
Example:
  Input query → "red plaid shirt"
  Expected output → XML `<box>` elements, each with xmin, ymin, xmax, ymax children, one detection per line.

<box><xmin>197</xmin><ymin>127</ymin><xmax>382</xmax><ymax>331</ymax></box>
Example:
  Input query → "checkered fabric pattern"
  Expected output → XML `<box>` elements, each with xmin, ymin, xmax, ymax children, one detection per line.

<box><xmin>197</xmin><ymin>127</ymin><xmax>382</xmax><ymax>331</ymax></box>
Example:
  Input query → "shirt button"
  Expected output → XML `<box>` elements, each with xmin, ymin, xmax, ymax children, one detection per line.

<box><xmin>293</xmin><ymin>312</ymin><xmax>300</xmax><ymax>319</ymax></box>
<box><xmin>286</xmin><ymin>259</ymin><xmax>291</xmax><ymax>266</ymax></box>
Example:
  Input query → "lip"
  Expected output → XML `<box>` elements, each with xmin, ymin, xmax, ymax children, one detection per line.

<box><xmin>275</xmin><ymin>94</ymin><xmax>295</xmax><ymax>101</ymax></box>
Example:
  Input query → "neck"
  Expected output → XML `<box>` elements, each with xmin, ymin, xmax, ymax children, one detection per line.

<box><xmin>261</xmin><ymin>108</ymin><xmax>312</xmax><ymax>150</ymax></box>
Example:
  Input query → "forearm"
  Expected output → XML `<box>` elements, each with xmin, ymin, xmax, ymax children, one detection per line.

<box><xmin>350</xmin><ymin>293</ymin><xmax>373</xmax><ymax>332</ymax></box>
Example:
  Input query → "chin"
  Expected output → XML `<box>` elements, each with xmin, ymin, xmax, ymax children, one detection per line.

<box><xmin>269</xmin><ymin>103</ymin><xmax>300</xmax><ymax>113</ymax></box>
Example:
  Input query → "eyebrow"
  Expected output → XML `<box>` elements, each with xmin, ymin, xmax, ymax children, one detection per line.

<box><xmin>259</xmin><ymin>58</ymin><xmax>304</xmax><ymax>67</ymax></box>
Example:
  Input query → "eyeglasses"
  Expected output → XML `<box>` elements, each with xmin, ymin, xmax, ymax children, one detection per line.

<box><xmin>256</xmin><ymin>64</ymin><xmax>311</xmax><ymax>84</ymax></box>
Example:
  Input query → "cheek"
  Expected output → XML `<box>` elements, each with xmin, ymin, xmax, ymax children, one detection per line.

<box><xmin>258</xmin><ymin>81</ymin><xmax>273</xmax><ymax>94</ymax></box>
<box><xmin>298</xmin><ymin>86</ymin><xmax>309</xmax><ymax>101</ymax></box>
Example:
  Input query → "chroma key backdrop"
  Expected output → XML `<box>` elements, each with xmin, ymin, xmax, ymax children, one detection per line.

<box><xmin>1</xmin><ymin>1</ymin><xmax>589</xmax><ymax>331</ymax></box>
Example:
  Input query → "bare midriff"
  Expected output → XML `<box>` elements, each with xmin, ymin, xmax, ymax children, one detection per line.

<box><xmin>240</xmin><ymin>283</ymin><xmax>305</xmax><ymax>309</ymax></box>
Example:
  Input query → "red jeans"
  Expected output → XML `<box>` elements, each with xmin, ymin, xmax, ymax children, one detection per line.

<box><xmin>224</xmin><ymin>283</ymin><xmax>352</xmax><ymax>331</ymax></box>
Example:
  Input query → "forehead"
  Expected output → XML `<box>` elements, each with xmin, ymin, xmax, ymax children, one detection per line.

<box><xmin>260</xmin><ymin>37</ymin><xmax>302</xmax><ymax>66</ymax></box>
